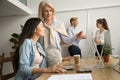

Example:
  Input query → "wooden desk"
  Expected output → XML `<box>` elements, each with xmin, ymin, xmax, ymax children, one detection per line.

<box><xmin>36</xmin><ymin>57</ymin><xmax>120</xmax><ymax>80</ymax></box>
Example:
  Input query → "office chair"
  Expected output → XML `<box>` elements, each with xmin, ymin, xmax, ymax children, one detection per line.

<box><xmin>0</xmin><ymin>52</ymin><xmax>16</xmax><ymax>80</ymax></box>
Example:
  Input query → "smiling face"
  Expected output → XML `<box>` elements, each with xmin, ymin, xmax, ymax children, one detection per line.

<box><xmin>34</xmin><ymin>21</ymin><xmax>45</xmax><ymax>37</ymax></box>
<box><xmin>42</xmin><ymin>5</ymin><xmax>53</xmax><ymax>20</ymax></box>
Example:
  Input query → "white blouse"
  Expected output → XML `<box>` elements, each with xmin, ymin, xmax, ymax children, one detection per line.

<box><xmin>95</xmin><ymin>30</ymin><xmax>107</xmax><ymax>45</ymax></box>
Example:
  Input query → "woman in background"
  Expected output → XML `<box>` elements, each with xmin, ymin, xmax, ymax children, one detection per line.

<box><xmin>38</xmin><ymin>1</ymin><xmax>84</xmax><ymax>67</ymax></box>
<box><xmin>14</xmin><ymin>18</ymin><xmax>64</xmax><ymax>80</ymax></box>
<box><xmin>94</xmin><ymin>18</ymin><xmax>110</xmax><ymax>56</ymax></box>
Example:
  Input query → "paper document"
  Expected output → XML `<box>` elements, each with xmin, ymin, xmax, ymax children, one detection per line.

<box><xmin>48</xmin><ymin>73</ymin><xmax>93</xmax><ymax>80</ymax></box>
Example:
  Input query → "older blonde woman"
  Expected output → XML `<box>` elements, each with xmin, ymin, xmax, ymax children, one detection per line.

<box><xmin>38</xmin><ymin>1</ymin><xmax>84</xmax><ymax>67</ymax></box>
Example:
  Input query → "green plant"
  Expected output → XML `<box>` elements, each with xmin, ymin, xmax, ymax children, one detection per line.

<box><xmin>103</xmin><ymin>45</ymin><xmax>112</xmax><ymax>56</ymax></box>
<box><xmin>9</xmin><ymin>25</ymin><xmax>23</xmax><ymax>49</ymax></box>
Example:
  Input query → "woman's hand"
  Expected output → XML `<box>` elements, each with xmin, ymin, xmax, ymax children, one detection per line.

<box><xmin>94</xmin><ymin>39</ymin><xmax>101</xmax><ymax>45</ymax></box>
<box><xmin>46</xmin><ymin>65</ymin><xmax>65</xmax><ymax>73</ymax></box>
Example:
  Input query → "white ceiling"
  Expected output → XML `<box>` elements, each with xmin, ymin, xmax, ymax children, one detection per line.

<box><xmin>0</xmin><ymin>0</ymin><xmax>32</xmax><ymax>17</ymax></box>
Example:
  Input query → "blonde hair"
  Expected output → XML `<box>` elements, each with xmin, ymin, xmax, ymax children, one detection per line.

<box><xmin>38</xmin><ymin>1</ymin><xmax>56</xmax><ymax>21</ymax></box>
<box><xmin>70</xmin><ymin>17</ymin><xmax>78</xmax><ymax>25</ymax></box>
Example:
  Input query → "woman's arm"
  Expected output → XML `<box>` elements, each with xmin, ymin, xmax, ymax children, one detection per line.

<box><xmin>19</xmin><ymin>39</ymin><xmax>34</xmax><ymax>76</ymax></box>
<box><xmin>32</xmin><ymin>65</ymin><xmax>65</xmax><ymax>74</ymax></box>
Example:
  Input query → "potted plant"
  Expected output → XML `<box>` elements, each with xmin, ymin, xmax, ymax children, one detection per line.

<box><xmin>103</xmin><ymin>45</ymin><xmax>112</xmax><ymax>62</ymax></box>
<box><xmin>9</xmin><ymin>25</ymin><xmax>23</xmax><ymax>49</ymax></box>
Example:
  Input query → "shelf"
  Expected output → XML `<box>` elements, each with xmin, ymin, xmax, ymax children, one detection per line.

<box><xmin>0</xmin><ymin>0</ymin><xmax>32</xmax><ymax>17</ymax></box>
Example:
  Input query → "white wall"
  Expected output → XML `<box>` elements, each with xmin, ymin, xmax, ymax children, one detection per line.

<box><xmin>27</xmin><ymin>0</ymin><xmax>120</xmax><ymax>13</ymax></box>
<box><xmin>27</xmin><ymin>0</ymin><xmax>42</xmax><ymax>14</ymax></box>
<box><xmin>50</xmin><ymin>0</ymin><xmax>120</xmax><ymax>12</ymax></box>
<box><xmin>87</xmin><ymin>6</ymin><xmax>120</xmax><ymax>56</ymax></box>
<box><xmin>0</xmin><ymin>16</ymin><xmax>27</xmax><ymax>55</ymax></box>
<box><xmin>56</xmin><ymin>6</ymin><xmax>120</xmax><ymax>57</ymax></box>
<box><xmin>0</xmin><ymin>15</ymin><xmax>38</xmax><ymax>55</ymax></box>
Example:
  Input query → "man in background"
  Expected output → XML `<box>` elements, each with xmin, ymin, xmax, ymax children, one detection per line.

<box><xmin>67</xmin><ymin>17</ymin><xmax>86</xmax><ymax>57</ymax></box>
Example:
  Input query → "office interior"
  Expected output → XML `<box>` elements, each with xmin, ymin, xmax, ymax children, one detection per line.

<box><xmin>0</xmin><ymin>0</ymin><xmax>120</xmax><ymax>80</ymax></box>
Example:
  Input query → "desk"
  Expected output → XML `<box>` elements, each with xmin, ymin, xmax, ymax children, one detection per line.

<box><xmin>36</xmin><ymin>57</ymin><xmax>120</xmax><ymax>80</ymax></box>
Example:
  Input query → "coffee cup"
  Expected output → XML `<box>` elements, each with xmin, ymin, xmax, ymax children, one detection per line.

<box><xmin>75</xmin><ymin>64</ymin><xmax>80</xmax><ymax>70</ymax></box>
<box><xmin>73</xmin><ymin>55</ymin><xmax>80</xmax><ymax>64</ymax></box>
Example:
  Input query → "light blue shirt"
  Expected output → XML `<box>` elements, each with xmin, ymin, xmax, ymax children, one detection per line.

<box><xmin>67</xmin><ymin>26</ymin><xmax>81</xmax><ymax>46</ymax></box>
<box><xmin>14</xmin><ymin>39</ymin><xmax>46</xmax><ymax>80</ymax></box>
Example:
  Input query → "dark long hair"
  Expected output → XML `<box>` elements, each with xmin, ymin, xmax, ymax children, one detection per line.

<box><xmin>96</xmin><ymin>18</ymin><xmax>109</xmax><ymax>30</ymax></box>
<box><xmin>14</xmin><ymin>18</ymin><xmax>42</xmax><ymax>73</ymax></box>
